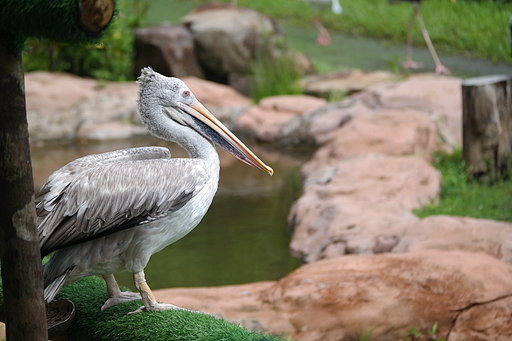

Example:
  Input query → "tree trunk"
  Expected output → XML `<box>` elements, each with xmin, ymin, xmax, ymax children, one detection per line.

<box><xmin>0</xmin><ymin>38</ymin><xmax>48</xmax><ymax>340</ymax></box>
<box><xmin>462</xmin><ymin>75</ymin><xmax>512</xmax><ymax>182</ymax></box>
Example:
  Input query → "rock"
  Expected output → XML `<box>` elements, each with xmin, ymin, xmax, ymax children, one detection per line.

<box><xmin>134</xmin><ymin>24</ymin><xmax>204</xmax><ymax>79</ymax></box>
<box><xmin>278</xmin><ymin>97</ymin><xmax>373</xmax><ymax>148</ymax></box>
<box><xmin>76</xmin><ymin>122</ymin><xmax>147</xmax><ymax>141</ymax></box>
<box><xmin>182</xmin><ymin>6</ymin><xmax>284</xmax><ymax>83</ymax></box>
<box><xmin>279</xmin><ymin>74</ymin><xmax>461</xmax><ymax>151</ymax></box>
<box><xmin>393</xmin><ymin>215</ymin><xmax>512</xmax><ymax>264</ymax></box>
<box><xmin>301</xmin><ymin>69</ymin><xmax>396</xmax><ymax>98</ymax></box>
<box><xmin>237</xmin><ymin>95</ymin><xmax>327</xmax><ymax>143</ymax></box>
<box><xmin>301</xmin><ymin>109</ymin><xmax>438</xmax><ymax>175</ymax></box>
<box><xmin>154</xmin><ymin>251</ymin><xmax>512</xmax><ymax>341</ymax></box>
<box><xmin>182</xmin><ymin>76</ymin><xmax>251</xmax><ymax>122</ymax></box>
<box><xmin>288</xmin><ymin>154</ymin><xmax>440</xmax><ymax>262</ymax></box>
<box><xmin>25</xmin><ymin>71</ymin><xmax>252</xmax><ymax>143</ymax></box>
<box><xmin>365</xmin><ymin>73</ymin><xmax>462</xmax><ymax>150</ymax></box>
<box><xmin>25</xmin><ymin>72</ymin><xmax>139</xmax><ymax>143</ymax></box>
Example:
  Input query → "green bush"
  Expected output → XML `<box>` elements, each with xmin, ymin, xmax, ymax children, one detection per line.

<box><xmin>22</xmin><ymin>0</ymin><xmax>149</xmax><ymax>81</ymax></box>
<box><xmin>414</xmin><ymin>150</ymin><xmax>512</xmax><ymax>222</ymax></box>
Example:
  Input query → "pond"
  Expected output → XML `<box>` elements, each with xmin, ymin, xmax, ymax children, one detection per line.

<box><xmin>32</xmin><ymin>138</ymin><xmax>304</xmax><ymax>290</ymax></box>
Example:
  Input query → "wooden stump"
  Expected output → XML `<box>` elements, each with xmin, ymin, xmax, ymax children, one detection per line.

<box><xmin>462</xmin><ymin>75</ymin><xmax>512</xmax><ymax>181</ymax></box>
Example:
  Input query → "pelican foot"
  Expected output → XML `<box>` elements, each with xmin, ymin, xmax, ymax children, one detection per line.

<box><xmin>101</xmin><ymin>291</ymin><xmax>142</xmax><ymax>310</ymax></box>
<box><xmin>127</xmin><ymin>302</ymin><xmax>192</xmax><ymax>315</ymax></box>
<box><xmin>403</xmin><ymin>60</ymin><xmax>423</xmax><ymax>69</ymax></box>
<box><xmin>434</xmin><ymin>64</ymin><xmax>451</xmax><ymax>75</ymax></box>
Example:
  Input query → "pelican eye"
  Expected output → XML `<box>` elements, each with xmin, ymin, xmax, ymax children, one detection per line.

<box><xmin>181</xmin><ymin>89</ymin><xmax>191</xmax><ymax>98</ymax></box>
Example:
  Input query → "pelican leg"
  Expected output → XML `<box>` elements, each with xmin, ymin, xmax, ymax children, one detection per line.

<box><xmin>101</xmin><ymin>274</ymin><xmax>142</xmax><ymax>310</ymax></box>
<box><xmin>403</xmin><ymin>3</ymin><xmax>423</xmax><ymax>70</ymax></box>
<box><xmin>313</xmin><ymin>19</ymin><xmax>332</xmax><ymax>46</ymax></box>
<box><xmin>416</xmin><ymin>5</ymin><xmax>450</xmax><ymax>74</ymax></box>
<box><xmin>128</xmin><ymin>270</ymin><xmax>190</xmax><ymax>314</ymax></box>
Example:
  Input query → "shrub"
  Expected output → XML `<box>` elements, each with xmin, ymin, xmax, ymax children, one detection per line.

<box><xmin>22</xmin><ymin>0</ymin><xmax>149</xmax><ymax>81</ymax></box>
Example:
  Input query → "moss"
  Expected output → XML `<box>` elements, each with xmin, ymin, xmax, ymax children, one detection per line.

<box><xmin>0</xmin><ymin>275</ymin><xmax>281</xmax><ymax>341</ymax></box>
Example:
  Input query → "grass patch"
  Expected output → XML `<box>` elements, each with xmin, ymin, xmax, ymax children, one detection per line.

<box><xmin>210</xmin><ymin>0</ymin><xmax>512</xmax><ymax>65</ymax></box>
<box><xmin>414</xmin><ymin>149</ymin><xmax>512</xmax><ymax>222</ymax></box>
<box><xmin>0</xmin><ymin>275</ymin><xmax>282</xmax><ymax>341</ymax></box>
<box><xmin>249</xmin><ymin>50</ymin><xmax>303</xmax><ymax>103</ymax></box>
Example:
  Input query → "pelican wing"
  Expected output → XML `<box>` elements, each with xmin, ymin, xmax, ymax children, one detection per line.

<box><xmin>36</xmin><ymin>147</ymin><xmax>210</xmax><ymax>256</ymax></box>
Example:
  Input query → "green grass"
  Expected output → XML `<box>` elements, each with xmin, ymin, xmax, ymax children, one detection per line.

<box><xmin>249</xmin><ymin>50</ymin><xmax>303</xmax><ymax>103</ymax></box>
<box><xmin>210</xmin><ymin>0</ymin><xmax>512</xmax><ymax>65</ymax></box>
<box><xmin>0</xmin><ymin>275</ymin><xmax>282</xmax><ymax>341</ymax></box>
<box><xmin>414</xmin><ymin>149</ymin><xmax>512</xmax><ymax>222</ymax></box>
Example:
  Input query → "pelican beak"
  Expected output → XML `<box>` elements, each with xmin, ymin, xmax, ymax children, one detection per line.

<box><xmin>178</xmin><ymin>99</ymin><xmax>274</xmax><ymax>176</ymax></box>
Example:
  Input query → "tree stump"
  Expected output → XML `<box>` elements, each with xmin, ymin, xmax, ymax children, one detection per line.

<box><xmin>462</xmin><ymin>75</ymin><xmax>512</xmax><ymax>182</ymax></box>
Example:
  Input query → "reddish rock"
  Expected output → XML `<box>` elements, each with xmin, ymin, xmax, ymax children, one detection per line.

<box><xmin>182</xmin><ymin>76</ymin><xmax>251</xmax><ymax>121</ymax></box>
<box><xmin>301</xmin><ymin>69</ymin><xmax>396</xmax><ymax>98</ymax></box>
<box><xmin>134</xmin><ymin>24</ymin><xmax>204</xmax><ymax>79</ymax></box>
<box><xmin>365</xmin><ymin>74</ymin><xmax>462</xmax><ymax>150</ymax></box>
<box><xmin>24</xmin><ymin>72</ymin><xmax>251</xmax><ymax>143</ymax></box>
<box><xmin>237</xmin><ymin>95</ymin><xmax>327</xmax><ymax>142</ymax></box>
<box><xmin>154</xmin><ymin>251</ymin><xmax>512</xmax><ymax>341</ymax></box>
<box><xmin>26</xmin><ymin>72</ymin><xmax>139</xmax><ymax>143</ymax></box>
<box><xmin>289</xmin><ymin>154</ymin><xmax>440</xmax><ymax>262</ymax></box>
<box><xmin>182</xmin><ymin>7</ymin><xmax>283</xmax><ymax>82</ymax></box>
<box><xmin>76</xmin><ymin>122</ymin><xmax>147</xmax><ymax>141</ymax></box>
<box><xmin>302</xmin><ymin>109</ymin><xmax>438</xmax><ymax>175</ymax></box>
<box><xmin>280</xmin><ymin>74</ymin><xmax>461</xmax><ymax>151</ymax></box>
<box><xmin>393</xmin><ymin>215</ymin><xmax>512</xmax><ymax>264</ymax></box>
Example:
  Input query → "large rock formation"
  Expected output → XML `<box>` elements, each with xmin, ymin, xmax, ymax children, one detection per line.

<box><xmin>155</xmin><ymin>251</ymin><xmax>512</xmax><ymax>341</ymax></box>
<box><xmin>134</xmin><ymin>24</ymin><xmax>204</xmax><ymax>79</ymax></box>
<box><xmin>181</xmin><ymin>5</ymin><xmax>284</xmax><ymax>84</ymax></box>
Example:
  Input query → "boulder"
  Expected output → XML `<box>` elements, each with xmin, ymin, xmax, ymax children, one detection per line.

<box><xmin>278</xmin><ymin>96</ymin><xmax>374</xmax><ymax>148</ymax></box>
<box><xmin>134</xmin><ymin>24</ymin><xmax>204</xmax><ymax>79</ymax></box>
<box><xmin>181</xmin><ymin>6</ymin><xmax>284</xmax><ymax>83</ymax></box>
<box><xmin>300</xmin><ymin>69</ymin><xmax>396</xmax><ymax>98</ymax></box>
<box><xmin>393</xmin><ymin>215</ymin><xmax>512</xmax><ymax>264</ymax></box>
<box><xmin>25</xmin><ymin>71</ymin><xmax>252</xmax><ymax>143</ymax></box>
<box><xmin>288</xmin><ymin>154</ymin><xmax>440</xmax><ymax>262</ymax></box>
<box><xmin>182</xmin><ymin>76</ymin><xmax>251</xmax><ymax>122</ymax></box>
<box><xmin>301</xmin><ymin>109</ymin><xmax>438</xmax><ymax>175</ymax></box>
<box><xmin>237</xmin><ymin>95</ymin><xmax>327</xmax><ymax>143</ymax></box>
<box><xmin>364</xmin><ymin>73</ymin><xmax>462</xmax><ymax>150</ymax></box>
<box><xmin>279</xmin><ymin>74</ymin><xmax>461</xmax><ymax>151</ymax></box>
<box><xmin>154</xmin><ymin>251</ymin><xmax>512</xmax><ymax>341</ymax></box>
<box><xmin>25</xmin><ymin>72</ymin><xmax>139</xmax><ymax>143</ymax></box>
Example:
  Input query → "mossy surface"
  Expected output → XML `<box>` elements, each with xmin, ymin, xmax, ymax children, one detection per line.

<box><xmin>0</xmin><ymin>275</ymin><xmax>282</xmax><ymax>341</ymax></box>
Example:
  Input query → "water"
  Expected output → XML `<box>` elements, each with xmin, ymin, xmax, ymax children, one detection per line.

<box><xmin>32</xmin><ymin>138</ymin><xmax>304</xmax><ymax>290</ymax></box>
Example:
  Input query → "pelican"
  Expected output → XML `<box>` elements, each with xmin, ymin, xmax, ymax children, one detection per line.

<box><xmin>304</xmin><ymin>0</ymin><xmax>342</xmax><ymax>45</ymax></box>
<box><xmin>391</xmin><ymin>0</ymin><xmax>455</xmax><ymax>75</ymax></box>
<box><xmin>37</xmin><ymin>67</ymin><xmax>273</xmax><ymax>314</ymax></box>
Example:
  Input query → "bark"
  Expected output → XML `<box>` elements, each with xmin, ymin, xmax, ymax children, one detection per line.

<box><xmin>0</xmin><ymin>38</ymin><xmax>48</xmax><ymax>340</ymax></box>
<box><xmin>462</xmin><ymin>75</ymin><xmax>512</xmax><ymax>182</ymax></box>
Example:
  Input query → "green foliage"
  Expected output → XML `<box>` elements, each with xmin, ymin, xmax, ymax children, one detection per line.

<box><xmin>414</xmin><ymin>149</ymin><xmax>512</xmax><ymax>221</ymax></box>
<box><xmin>357</xmin><ymin>325</ymin><xmax>375</xmax><ymax>341</ymax></box>
<box><xmin>402</xmin><ymin>322</ymin><xmax>446</xmax><ymax>341</ymax></box>
<box><xmin>22</xmin><ymin>0</ymin><xmax>149</xmax><ymax>81</ymax></box>
<box><xmin>249</xmin><ymin>50</ymin><xmax>303</xmax><ymax>103</ymax></box>
<box><xmin>210</xmin><ymin>0</ymin><xmax>512</xmax><ymax>65</ymax></box>
<box><xmin>0</xmin><ymin>275</ymin><xmax>282</xmax><ymax>341</ymax></box>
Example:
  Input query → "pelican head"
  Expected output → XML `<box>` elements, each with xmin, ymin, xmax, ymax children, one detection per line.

<box><xmin>137</xmin><ymin>67</ymin><xmax>273</xmax><ymax>175</ymax></box>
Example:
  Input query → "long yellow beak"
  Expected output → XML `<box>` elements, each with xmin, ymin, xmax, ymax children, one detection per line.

<box><xmin>178</xmin><ymin>99</ymin><xmax>274</xmax><ymax>176</ymax></box>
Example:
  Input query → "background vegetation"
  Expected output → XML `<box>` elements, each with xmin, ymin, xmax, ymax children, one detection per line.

<box><xmin>414</xmin><ymin>150</ymin><xmax>512</xmax><ymax>222</ymax></box>
<box><xmin>22</xmin><ymin>0</ymin><xmax>149</xmax><ymax>81</ymax></box>
<box><xmin>22</xmin><ymin>0</ymin><xmax>512</xmax><ymax>81</ymax></box>
<box><xmin>21</xmin><ymin>0</ymin><xmax>512</xmax><ymax>222</ymax></box>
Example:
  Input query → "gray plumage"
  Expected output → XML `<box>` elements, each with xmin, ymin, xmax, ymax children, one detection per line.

<box><xmin>38</xmin><ymin>67</ymin><xmax>272</xmax><ymax>313</ymax></box>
